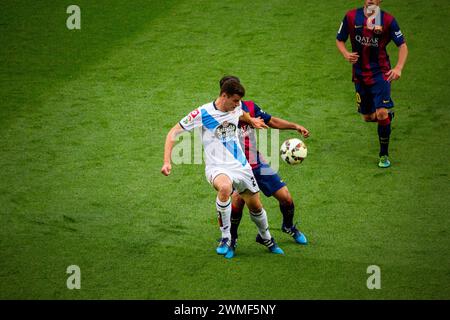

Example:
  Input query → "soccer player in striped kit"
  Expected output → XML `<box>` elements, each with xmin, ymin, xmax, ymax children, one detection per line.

<box><xmin>336</xmin><ymin>0</ymin><xmax>408</xmax><ymax>168</ymax></box>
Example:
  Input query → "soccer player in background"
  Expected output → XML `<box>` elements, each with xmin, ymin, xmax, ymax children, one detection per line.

<box><xmin>336</xmin><ymin>0</ymin><xmax>408</xmax><ymax>168</ymax></box>
<box><xmin>218</xmin><ymin>76</ymin><xmax>310</xmax><ymax>259</ymax></box>
<box><xmin>161</xmin><ymin>80</ymin><xmax>284</xmax><ymax>259</ymax></box>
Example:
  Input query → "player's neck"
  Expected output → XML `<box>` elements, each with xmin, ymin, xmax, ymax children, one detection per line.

<box><xmin>214</xmin><ymin>97</ymin><xmax>227</xmax><ymax>112</ymax></box>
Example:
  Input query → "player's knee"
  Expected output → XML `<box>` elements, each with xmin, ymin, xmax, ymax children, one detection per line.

<box><xmin>274</xmin><ymin>187</ymin><xmax>293</xmax><ymax>207</ymax></box>
<box><xmin>248</xmin><ymin>204</ymin><xmax>263</xmax><ymax>213</ymax></box>
<box><xmin>376</xmin><ymin>109</ymin><xmax>388</xmax><ymax>120</ymax></box>
<box><xmin>363</xmin><ymin>114</ymin><xmax>376</xmax><ymax>122</ymax></box>
<box><xmin>217</xmin><ymin>185</ymin><xmax>233</xmax><ymax>201</ymax></box>
<box><xmin>279</xmin><ymin>196</ymin><xmax>294</xmax><ymax>207</ymax></box>
<box><xmin>246</xmin><ymin>198</ymin><xmax>263</xmax><ymax>213</ymax></box>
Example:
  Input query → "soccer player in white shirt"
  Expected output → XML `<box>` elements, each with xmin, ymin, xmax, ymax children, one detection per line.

<box><xmin>161</xmin><ymin>79</ymin><xmax>284</xmax><ymax>259</ymax></box>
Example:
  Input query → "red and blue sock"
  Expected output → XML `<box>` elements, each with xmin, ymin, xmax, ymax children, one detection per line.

<box><xmin>377</xmin><ymin>117</ymin><xmax>391</xmax><ymax>157</ymax></box>
<box><xmin>230</xmin><ymin>204</ymin><xmax>243</xmax><ymax>240</ymax></box>
<box><xmin>280</xmin><ymin>202</ymin><xmax>295</xmax><ymax>228</ymax></box>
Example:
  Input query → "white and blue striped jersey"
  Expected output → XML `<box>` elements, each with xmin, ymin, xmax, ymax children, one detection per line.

<box><xmin>179</xmin><ymin>101</ymin><xmax>251</xmax><ymax>170</ymax></box>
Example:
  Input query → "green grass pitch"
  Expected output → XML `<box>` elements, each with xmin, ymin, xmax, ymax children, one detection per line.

<box><xmin>0</xmin><ymin>0</ymin><xmax>449</xmax><ymax>299</ymax></box>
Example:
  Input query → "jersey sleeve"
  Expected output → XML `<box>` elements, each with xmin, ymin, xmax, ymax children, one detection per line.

<box><xmin>237</xmin><ymin>105</ymin><xmax>243</xmax><ymax>117</ymax></box>
<box><xmin>254</xmin><ymin>104</ymin><xmax>272</xmax><ymax>123</ymax></box>
<box><xmin>179</xmin><ymin>108</ymin><xmax>202</xmax><ymax>131</ymax></box>
<box><xmin>390</xmin><ymin>18</ymin><xmax>405</xmax><ymax>46</ymax></box>
<box><xmin>336</xmin><ymin>14</ymin><xmax>349</xmax><ymax>42</ymax></box>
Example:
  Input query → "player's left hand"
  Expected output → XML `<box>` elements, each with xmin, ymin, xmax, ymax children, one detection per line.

<box><xmin>161</xmin><ymin>163</ymin><xmax>172</xmax><ymax>176</ymax></box>
<box><xmin>386</xmin><ymin>67</ymin><xmax>402</xmax><ymax>82</ymax></box>
<box><xmin>296</xmin><ymin>125</ymin><xmax>310</xmax><ymax>138</ymax></box>
<box><xmin>250</xmin><ymin>117</ymin><xmax>269</xmax><ymax>129</ymax></box>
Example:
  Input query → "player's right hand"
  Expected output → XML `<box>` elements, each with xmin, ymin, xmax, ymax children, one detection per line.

<box><xmin>345</xmin><ymin>52</ymin><xmax>359</xmax><ymax>64</ymax></box>
<box><xmin>161</xmin><ymin>163</ymin><xmax>172</xmax><ymax>176</ymax></box>
<box><xmin>296</xmin><ymin>125</ymin><xmax>310</xmax><ymax>138</ymax></box>
<box><xmin>386</xmin><ymin>67</ymin><xmax>402</xmax><ymax>82</ymax></box>
<box><xmin>251</xmin><ymin>117</ymin><xmax>269</xmax><ymax>129</ymax></box>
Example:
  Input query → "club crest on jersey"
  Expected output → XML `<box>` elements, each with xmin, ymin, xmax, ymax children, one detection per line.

<box><xmin>187</xmin><ymin>109</ymin><xmax>200</xmax><ymax>121</ymax></box>
<box><xmin>215</xmin><ymin>121</ymin><xmax>237</xmax><ymax>142</ymax></box>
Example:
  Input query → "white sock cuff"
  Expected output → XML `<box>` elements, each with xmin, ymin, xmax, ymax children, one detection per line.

<box><xmin>250</xmin><ymin>208</ymin><xmax>265</xmax><ymax>216</ymax></box>
<box><xmin>216</xmin><ymin>197</ymin><xmax>231</xmax><ymax>208</ymax></box>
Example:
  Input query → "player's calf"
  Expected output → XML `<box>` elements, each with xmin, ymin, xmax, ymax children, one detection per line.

<box><xmin>377</xmin><ymin>109</ymin><xmax>392</xmax><ymax>167</ymax></box>
<box><xmin>273</xmin><ymin>187</ymin><xmax>295</xmax><ymax>228</ymax></box>
<box><xmin>230</xmin><ymin>203</ymin><xmax>243</xmax><ymax>241</ymax></box>
<box><xmin>213</xmin><ymin>175</ymin><xmax>234</xmax><ymax>254</ymax></box>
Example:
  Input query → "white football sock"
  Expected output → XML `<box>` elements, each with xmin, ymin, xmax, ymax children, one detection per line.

<box><xmin>216</xmin><ymin>197</ymin><xmax>231</xmax><ymax>240</ymax></box>
<box><xmin>250</xmin><ymin>208</ymin><xmax>272</xmax><ymax>240</ymax></box>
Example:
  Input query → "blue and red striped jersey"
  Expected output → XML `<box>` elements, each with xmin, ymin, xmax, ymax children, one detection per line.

<box><xmin>238</xmin><ymin>100</ymin><xmax>272</xmax><ymax>169</ymax></box>
<box><xmin>336</xmin><ymin>7</ymin><xmax>406</xmax><ymax>85</ymax></box>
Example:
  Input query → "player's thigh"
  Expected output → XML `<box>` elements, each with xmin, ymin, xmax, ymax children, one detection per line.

<box><xmin>254</xmin><ymin>164</ymin><xmax>286</xmax><ymax>197</ymax></box>
<box><xmin>373</xmin><ymin>81</ymin><xmax>394</xmax><ymax>119</ymax></box>
<box><xmin>212</xmin><ymin>173</ymin><xmax>233</xmax><ymax>196</ymax></box>
<box><xmin>272</xmin><ymin>186</ymin><xmax>293</xmax><ymax>206</ymax></box>
<box><xmin>356</xmin><ymin>83</ymin><xmax>376</xmax><ymax>118</ymax></box>
<box><xmin>239</xmin><ymin>190</ymin><xmax>263</xmax><ymax>212</ymax></box>
<box><xmin>232</xmin><ymin>167</ymin><xmax>259</xmax><ymax>195</ymax></box>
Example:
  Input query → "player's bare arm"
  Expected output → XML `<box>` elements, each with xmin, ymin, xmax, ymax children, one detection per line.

<box><xmin>267</xmin><ymin>117</ymin><xmax>310</xmax><ymax>138</ymax></box>
<box><xmin>386</xmin><ymin>43</ymin><xmax>408</xmax><ymax>82</ymax></box>
<box><xmin>161</xmin><ymin>123</ymin><xmax>184</xmax><ymax>176</ymax></box>
<box><xmin>240</xmin><ymin>111</ymin><xmax>268</xmax><ymax>129</ymax></box>
<box><xmin>336</xmin><ymin>40</ymin><xmax>359</xmax><ymax>64</ymax></box>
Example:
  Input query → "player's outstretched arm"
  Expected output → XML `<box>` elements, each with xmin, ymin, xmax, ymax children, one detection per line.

<box><xmin>267</xmin><ymin>117</ymin><xmax>310</xmax><ymax>138</ymax></box>
<box><xmin>161</xmin><ymin>123</ymin><xmax>184</xmax><ymax>176</ymax></box>
<box><xmin>386</xmin><ymin>43</ymin><xmax>408</xmax><ymax>82</ymax></box>
<box><xmin>336</xmin><ymin>40</ymin><xmax>359</xmax><ymax>64</ymax></box>
<box><xmin>240</xmin><ymin>111</ymin><xmax>268</xmax><ymax>129</ymax></box>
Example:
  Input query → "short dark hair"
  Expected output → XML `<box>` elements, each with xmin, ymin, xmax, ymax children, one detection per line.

<box><xmin>219</xmin><ymin>76</ymin><xmax>245</xmax><ymax>97</ymax></box>
<box><xmin>219</xmin><ymin>75</ymin><xmax>240</xmax><ymax>88</ymax></box>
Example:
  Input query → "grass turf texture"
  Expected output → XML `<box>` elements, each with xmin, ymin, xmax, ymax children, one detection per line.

<box><xmin>1</xmin><ymin>0</ymin><xmax>449</xmax><ymax>299</ymax></box>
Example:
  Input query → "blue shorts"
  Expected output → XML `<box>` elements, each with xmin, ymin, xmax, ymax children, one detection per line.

<box><xmin>252</xmin><ymin>163</ymin><xmax>286</xmax><ymax>197</ymax></box>
<box><xmin>355</xmin><ymin>81</ymin><xmax>394</xmax><ymax>115</ymax></box>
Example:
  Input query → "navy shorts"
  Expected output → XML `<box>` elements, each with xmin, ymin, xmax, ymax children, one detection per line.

<box><xmin>355</xmin><ymin>81</ymin><xmax>394</xmax><ymax>115</ymax></box>
<box><xmin>252</xmin><ymin>163</ymin><xmax>286</xmax><ymax>197</ymax></box>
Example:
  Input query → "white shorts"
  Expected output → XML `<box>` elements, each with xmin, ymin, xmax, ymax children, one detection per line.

<box><xmin>205</xmin><ymin>165</ymin><xmax>259</xmax><ymax>194</ymax></box>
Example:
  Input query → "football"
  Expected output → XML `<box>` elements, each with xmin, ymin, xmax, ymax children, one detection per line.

<box><xmin>280</xmin><ymin>138</ymin><xmax>307</xmax><ymax>165</ymax></box>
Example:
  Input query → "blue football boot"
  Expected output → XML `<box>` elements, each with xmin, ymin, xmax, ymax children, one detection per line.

<box><xmin>216</xmin><ymin>237</ymin><xmax>231</xmax><ymax>255</ymax></box>
<box><xmin>256</xmin><ymin>234</ymin><xmax>284</xmax><ymax>254</ymax></box>
<box><xmin>282</xmin><ymin>223</ymin><xmax>308</xmax><ymax>245</ymax></box>
<box><xmin>224</xmin><ymin>239</ymin><xmax>237</xmax><ymax>259</ymax></box>
<box><xmin>378</xmin><ymin>155</ymin><xmax>391</xmax><ymax>168</ymax></box>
